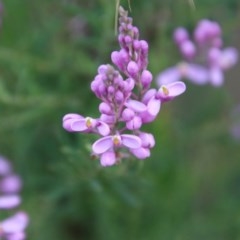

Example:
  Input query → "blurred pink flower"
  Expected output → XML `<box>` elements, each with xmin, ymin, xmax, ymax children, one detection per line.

<box><xmin>0</xmin><ymin>175</ymin><xmax>22</xmax><ymax>193</ymax></box>
<box><xmin>157</xmin><ymin>19</ymin><xmax>238</xmax><ymax>87</ymax></box>
<box><xmin>0</xmin><ymin>212</ymin><xmax>29</xmax><ymax>240</ymax></box>
<box><xmin>0</xmin><ymin>195</ymin><xmax>21</xmax><ymax>209</ymax></box>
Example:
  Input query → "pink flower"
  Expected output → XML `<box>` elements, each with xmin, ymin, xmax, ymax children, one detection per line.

<box><xmin>194</xmin><ymin>19</ymin><xmax>221</xmax><ymax>44</ymax></box>
<box><xmin>157</xmin><ymin>19</ymin><xmax>238</xmax><ymax>88</ymax></box>
<box><xmin>92</xmin><ymin>134</ymin><xmax>141</xmax><ymax>155</ymax></box>
<box><xmin>63</xmin><ymin>113</ymin><xmax>110</xmax><ymax>136</ymax></box>
<box><xmin>130</xmin><ymin>132</ymin><xmax>155</xmax><ymax>159</ymax></box>
<box><xmin>140</xmin><ymin>97</ymin><xmax>161</xmax><ymax>123</ymax></box>
<box><xmin>207</xmin><ymin>47</ymin><xmax>238</xmax><ymax>86</ymax></box>
<box><xmin>0</xmin><ymin>212</ymin><xmax>29</xmax><ymax>240</ymax></box>
<box><xmin>62</xmin><ymin>6</ymin><xmax>187</xmax><ymax>166</ymax></box>
<box><xmin>156</xmin><ymin>81</ymin><xmax>186</xmax><ymax>102</ymax></box>
<box><xmin>139</xmin><ymin>82</ymin><xmax>186</xmax><ymax>122</ymax></box>
<box><xmin>156</xmin><ymin>62</ymin><xmax>209</xmax><ymax>86</ymax></box>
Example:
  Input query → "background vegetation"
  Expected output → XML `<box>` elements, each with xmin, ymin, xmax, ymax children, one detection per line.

<box><xmin>0</xmin><ymin>0</ymin><xmax>240</xmax><ymax>239</ymax></box>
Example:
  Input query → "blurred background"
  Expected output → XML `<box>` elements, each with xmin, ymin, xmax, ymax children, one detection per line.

<box><xmin>0</xmin><ymin>0</ymin><xmax>240</xmax><ymax>239</ymax></box>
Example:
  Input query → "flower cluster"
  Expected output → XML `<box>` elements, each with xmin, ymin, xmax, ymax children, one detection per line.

<box><xmin>0</xmin><ymin>156</ymin><xmax>28</xmax><ymax>240</ymax></box>
<box><xmin>156</xmin><ymin>19</ymin><xmax>238</xmax><ymax>87</ymax></box>
<box><xmin>63</xmin><ymin>6</ymin><xmax>186</xmax><ymax>167</ymax></box>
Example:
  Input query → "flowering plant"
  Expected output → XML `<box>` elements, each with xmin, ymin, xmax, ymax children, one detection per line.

<box><xmin>63</xmin><ymin>6</ymin><xmax>186</xmax><ymax>167</ymax></box>
<box><xmin>0</xmin><ymin>157</ymin><xmax>28</xmax><ymax>240</ymax></box>
<box><xmin>156</xmin><ymin>19</ymin><xmax>238</xmax><ymax>87</ymax></box>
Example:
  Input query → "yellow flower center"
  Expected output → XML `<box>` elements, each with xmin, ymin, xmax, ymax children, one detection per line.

<box><xmin>161</xmin><ymin>86</ymin><xmax>169</xmax><ymax>96</ymax></box>
<box><xmin>112</xmin><ymin>135</ymin><xmax>121</xmax><ymax>146</ymax></box>
<box><xmin>85</xmin><ymin>117</ymin><xmax>92</xmax><ymax>128</ymax></box>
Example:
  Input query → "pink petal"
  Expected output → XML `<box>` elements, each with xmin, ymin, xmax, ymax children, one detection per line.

<box><xmin>7</xmin><ymin>231</ymin><xmax>26</xmax><ymax>240</ymax></box>
<box><xmin>167</xmin><ymin>81</ymin><xmax>186</xmax><ymax>97</ymax></box>
<box><xmin>220</xmin><ymin>47</ymin><xmax>238</xmax><ymax>69</ymax></box>
<box><xmin>147</xmin><ymin>97</ymin><xmax>161</xmax><ymax>116</ymax></box>
<box><xmin>62</xmin><ymin>114</ymin><xmax>85</xmax><ymax>132</ymax></box>
<box><xmin>92</xmin><ymin>136</ymin><xmax>113</xmax><ymax>154</ymax></box>
<box><xmin>126</xmin><ymin>116</ymin><xmax>142</xmax><ymax>130</ymax></box>
<box><xmin>156</xmin><ymin>67</ymin><xmax>181</xmax><ymax>86</ymax></box>
<box><xmin>138</xmin><ymin>132</ymin><xmax>155</xmax><ymax>148</ymax></box>
<box><xmin>0</xmin><ymin>195</ymin><xmax>21</xmax><ymax>209</ymax></box>
<box><xmin>209</xmin><ymin>67</ymin><xmax>224</xmax><ymax>87</ymax></box>
<box><xmin>208</xmin><ymin>47</ymin><xmax>221</xmax><ymax>65</ymax></box>
<box><xmin>140</xmin><ymin>112</ymin><xmax>157</xmax><ymax>123</ymax></box>
<box><xmin>139</xmin><ymin>98</ymin><xmax>161</xmax><ymax>123</ymax></box>
<box><xmin>1</xmin><ymin>212</ymin><xmax>29</xmax><ymax>233</ymax></box>
<box><xmin>96</xmin><ymin>121</ymin><xmax>110</xmax><ymax>136</ymax></box>
<box><xmin>70</xmin><ymin>119</ymin><xmax>88</xmax><ymax>131</ymax></box>
<box><xmin>125</xmin><ymin>99</ymin><xmax>147</xmax><ymax>113</ymax></box>
<box><xmin>62</xmin><ymin>113</ymin><xmax>83</xmax><ymax>122</ymax></box>
<box><xmin>121</xmin><ymin>134</ymin><xmax>141</xmax><ymax>149</ymax></box>
<box><xmin>130</xmin><ymin>147</ymin><xmax>151</xmax><ymax>159</ymax></box>
<box><xmin>186</xmin><ymin>64</ymin><xmax>208</xmax><ymax>84</ymax></box>
<box><xmin>142</xmin><ymin>89</ymin><xmax>157</xmax><ymax>105</ymax></box>
<box><xmin>100</xmin><ymin>151</ymin><xmax>116</xmax><ymax>167</ymax></box>
<box><xmin>100</xmin><ymin>114</ymin><xmax>115</xmax><ymax>124</ymax></box>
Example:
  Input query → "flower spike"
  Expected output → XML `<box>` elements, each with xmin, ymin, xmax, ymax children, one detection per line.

<box><xmin>63</xmin><ymin>6</ymin><xmax>186</xmax><ymax>167</ymax></box>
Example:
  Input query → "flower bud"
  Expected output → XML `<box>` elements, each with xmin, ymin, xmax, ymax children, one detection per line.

<box><xmin>141</xmin><ymin>70</ymin><xmax>153</xmax><ymax>88</ymax></box>
<box><xmin>122</xmin><ymin>108</ymin><xmax>135</xmax><ymax>121</ymax></box>
<box><xmin>127</xmin><ymin>61</ymin><xmax>139</xmax><ymax>77</ymax></box>
<box><xmin>138</xmin><ymin>132</ymin><xmax>155</xmax><ymax>148</ymax></box>
<box><xmin>107</xmin><ymin>86</ymin><xmax>115</xmax><ymax>95</ymax></box>
<box><xmin>100</xmin><ymin>114</ymin><xmax>115</xmax><ymax>124</ymax></box>
<box><xmin>115</xmin><ymin>90</ymin><xmax>124</xmax><ymax>104</ymax></box>
<box><xmin>111</xmin><ymin>51</ymin><xmax>121</xmax><ymax>67</ymax></box>
<box><xmin>173</xmin><ymin>27</ymin><xmax>189</xmax><ymax>45</ymax></box>
<box><xmin>126</xmin><ymin>116</ymin><xmax>142</xmax><ymax>130</ymax></box>
<box><xmin>140</xmin><ymin>40</ymin><xmax>148</xmax><ymax>53</ymax></box>
<box><xmin>98</xmin><ymin>65</ymin><xmax>108</xmax><ymax>74</ymax></box>
<box><xmin>180</xmin><ymin>40</ymin><xmax>196</xmax><ymax>59</ymax></box>
<box><xmin>133</xmin><ymin>40</ymin><xmax>141</xmax><ymax>50</ymax></box>
<box><xmin>130</xmin><ymin>148</ymin><xmax>151</xmax><ymax>159</ymax></box>
<box><xmin>132</xmin><ymin>26</ymin><xmax>139</xmax><ymax>38</ymax></box>
<box><xmin>99</xmin><ymin>102</ymin><xmax>112</xmax><ymax>115</ymax></box>
<box><xmin>124</xmin><ymin>35</ymin><xmax>132</xmax><ymax>44</ymax></box>
<box><xmin>124</xmin><ymin>78</ymin><xmax>135</xmax><ymax>92</ymax></box>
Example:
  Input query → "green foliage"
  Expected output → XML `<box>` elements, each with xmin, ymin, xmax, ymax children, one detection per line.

<box><xmin>0</xmin><ymin>0</ymin><xmax>240</xmax><ymax>239</ymax></box>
